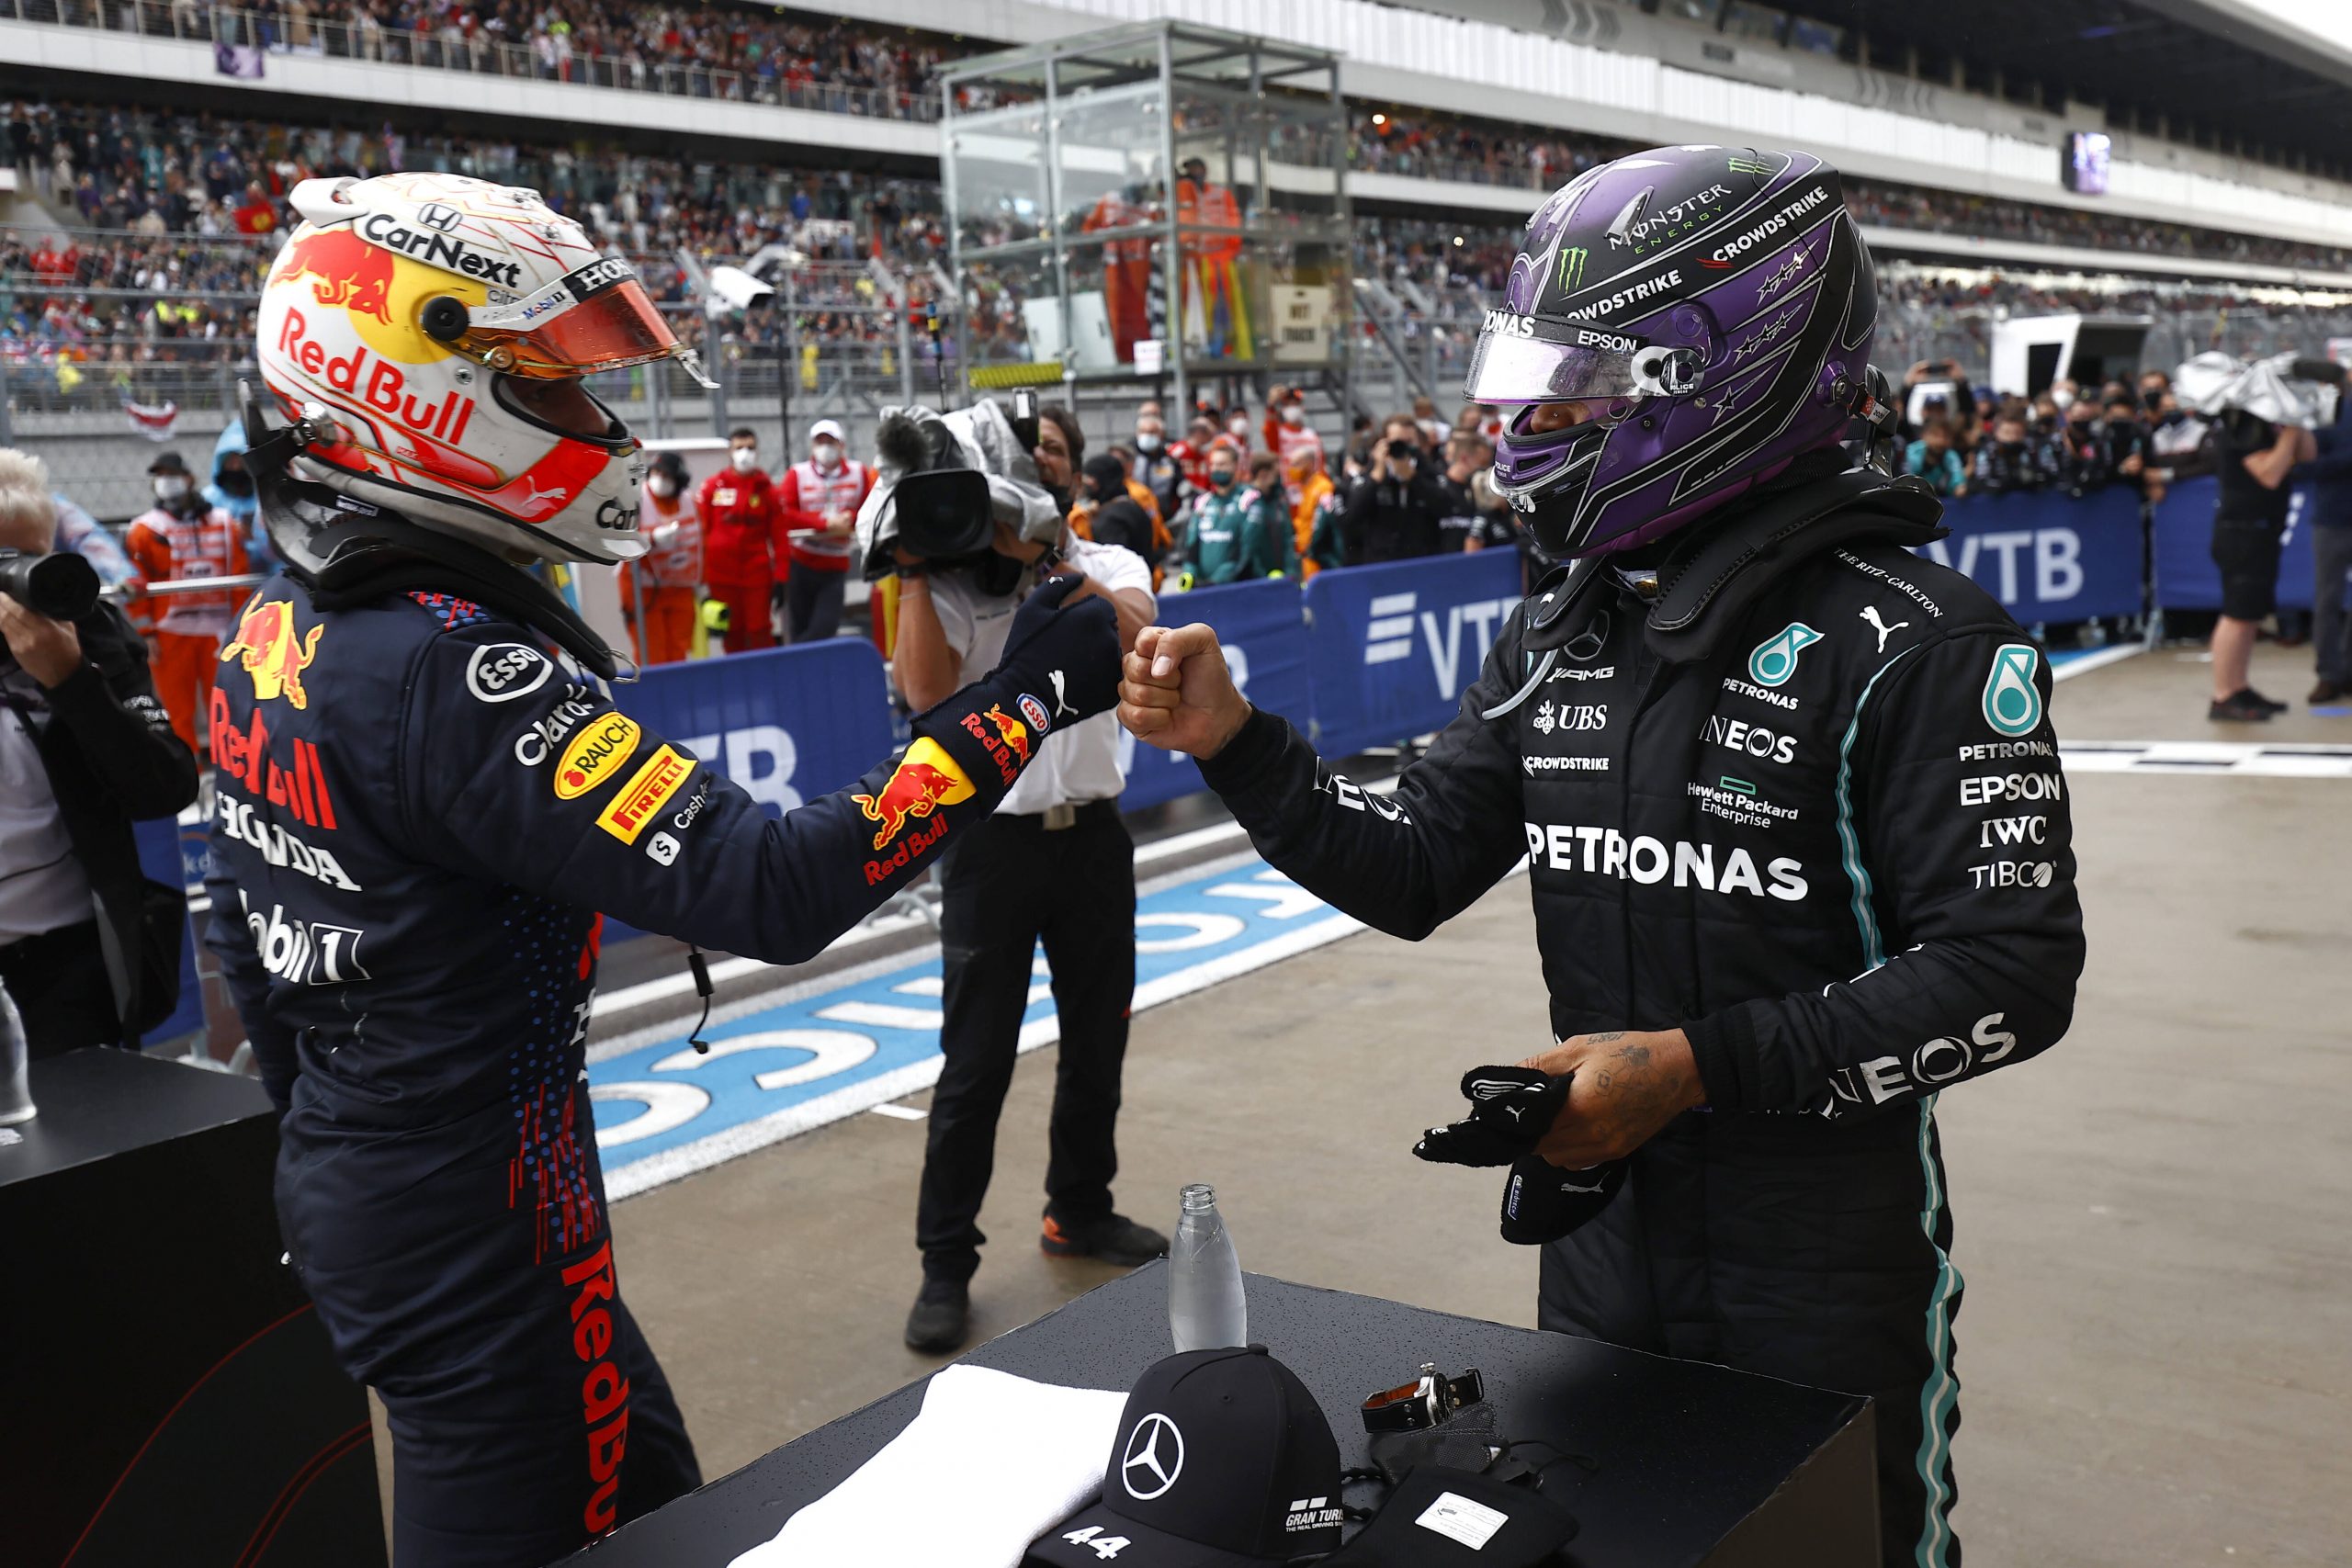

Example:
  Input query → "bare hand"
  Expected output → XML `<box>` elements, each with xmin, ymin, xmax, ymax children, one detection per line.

<box><xmin>1118</xmin><ymin>623</ymin><xmax>1250</xmax><ymax>758</ymax></box>
<box><xmin>0</xmin><ymin>596</ymin><xmax>85</xmax><ymax>689</ymax></box>
<box><xmin>1517</xmin><ymin>1029</ymin><xmax>1705</xmax><ymax>1167</ymax></box>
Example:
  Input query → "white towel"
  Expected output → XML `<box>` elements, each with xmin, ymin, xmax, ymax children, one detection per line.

<box><xmin>728</xmin><ymin>1364</ymin><xmax>1128</xmax><ymax>1568</ymax></box>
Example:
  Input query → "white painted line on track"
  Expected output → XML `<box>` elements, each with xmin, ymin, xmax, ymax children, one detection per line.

<box><xmin>2061</xmin><ymin>740</ymin><xmax>2352</xmax><ymax>777</ymax></box>
<box><xmin>866</xmin><ymin>1104</ymin><xmax>928</xmax><ymax>1122</ymax></box>
<box><xmin>2051</xmin><ymin>644</ymin><xmax>2143</xmax><ymax>682</ymax></box>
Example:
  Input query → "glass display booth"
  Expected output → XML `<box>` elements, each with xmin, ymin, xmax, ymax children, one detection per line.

<box><xmin>939</xmin><ymin>21</ymin><xmax>1352</xmax><ymax>412</ymax></box>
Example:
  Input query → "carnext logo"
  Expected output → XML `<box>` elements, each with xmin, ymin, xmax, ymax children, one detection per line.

<box><xmin>1363</xmin><ymin>592</ymin><xmax>1522</xmax><ymax>695</ymax></box>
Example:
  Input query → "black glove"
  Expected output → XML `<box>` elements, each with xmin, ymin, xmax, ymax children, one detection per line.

<box><xmin>1412</xmin><ymin>1066</ymin><xmax>1569</xmax><ymax>1168</ymax></box>
<box><xmin>989</xmin><ymin>570</ymin><xmax>1120</xmax><ymax>728</ymax></box>
<box><xmin>1497</xmin><ymin>1154</ymin><xmax>1626</xmax><ymax>1246</ymax></box>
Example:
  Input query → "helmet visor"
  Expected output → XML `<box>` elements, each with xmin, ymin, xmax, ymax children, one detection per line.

<box><xmin>463</xmin><ymin>257</ymin><xmax>710</xmax><ymax>385</ymax></box>
<box><xmin>1464</xmin><ymin>316</ymin><xmax>1699</xmax><ymax>405</ymax></box>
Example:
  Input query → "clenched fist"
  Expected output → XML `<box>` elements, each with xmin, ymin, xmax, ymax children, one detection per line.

<box><xmin>1117</xmin><ymin>623</ymin><xmax>1252</xmax><ymax>759</ymax></box>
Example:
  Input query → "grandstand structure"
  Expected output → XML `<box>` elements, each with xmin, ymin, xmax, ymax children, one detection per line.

<box><xmin>9</xmin><ymin>0</ymin><xmax>2352</xmax><ymax>513</ymax></box>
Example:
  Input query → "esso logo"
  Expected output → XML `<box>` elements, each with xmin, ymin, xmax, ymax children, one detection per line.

<box><xmin>467</xmin><ymin>643</ymin><xmax>553</xmax><ymax>704</ymax></box>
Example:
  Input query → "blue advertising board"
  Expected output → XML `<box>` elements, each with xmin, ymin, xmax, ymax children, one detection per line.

<box><xmin>1302</xmin><ymin>551</ymin><xmax>1523</xmax><ymax>756</ymax></box>
<box><xmin>1913</xmin><ymin>485</ymin><xmax>2144</xmax><ymax>623</ymax></box>
<box><xmin>133</xmin><ymin>815</ymin><xmax>206</xmax><ymax>1045</ymax></box>
<box><xmin>1120</xmin><ymin>579</ymin><xmax>1313</xmax><ymax>808</ymax></box>
<box><xmin>2150</xmin><ymin>475</ymin><xmax>2325</xmax><ymax>612</ymax></box>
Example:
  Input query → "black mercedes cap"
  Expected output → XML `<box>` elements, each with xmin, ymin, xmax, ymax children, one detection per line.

<box><xmin>1028</xmin><ymin>1346</ymin><xmax>1343</xmax><ymax>1567</ymax></box>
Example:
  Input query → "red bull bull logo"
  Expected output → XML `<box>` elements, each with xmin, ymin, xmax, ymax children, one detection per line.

<box><xmin>279</xmin><ymin>227</ymin><xmax>397</xmax><ymax>324</ymax></box>
<box><xmin>850</xmin><ymin>739</ymin><xmax>975</xmax><ymax>852</ymax></box>
<box><xmin>220</xmin><ymin>599</ymin><xmax>324</xmax><ymax>709</ymax></box>
<box><xmin>982</xmin><ymin>705</ymin><xmax>1033</xmax><ymax>767</ymax></box>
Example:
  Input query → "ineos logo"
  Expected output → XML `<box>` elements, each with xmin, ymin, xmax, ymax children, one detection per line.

<box><xmin>1120</xmin><ymin>1413</ymin><xmax>1185</xmax><ymax>1500</ymax></box>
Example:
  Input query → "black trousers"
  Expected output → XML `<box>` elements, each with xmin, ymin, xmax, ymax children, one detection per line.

<box><xmin>0</xmin><ymin>919</ymin><xmax>121</xmax><ymax>1059</ymax></box>
<box><xmin>786</xmin><ymin>567</ymin><xmax>846</xmax><ymax>643</ymax></box>
<box><xmin>916</xmin><ymin>805</ymin><xmax>1136</xmax><ymax>1283</ymax></box>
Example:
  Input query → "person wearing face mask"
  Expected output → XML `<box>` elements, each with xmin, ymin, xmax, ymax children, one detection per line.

<box><xmin>1172</xmin><ymin>415</ymin><xmax>1218</xmax><ymax>500</ymax></box>
<box><xmin>1131</xmin><ymin>411</ymin><xmax>1184</xmax><ymax>523</ymax></box>
<box><xmin>1181</xmin><ymin>448</ymin><xmax>1294</xmax><ymax>587</ymax></box>
<box><xmin>1287</xmin><ymin>444</ymin><xmax>1337</xmax><ymax>579</ymax></box>
<box><xmin>620</xmin><ymin>451</ymin><xmax>701</xmax><ymax>665</ymax></box>
<box><xmin>1338</xmin><ymin>421</ymin><xmax>1451</xmax><ymax>563</ymax></box>
<box><xmin>1261</xmin><ymin>387</ymin><xmax>1321</xmax><ymax>495</ymax></box>
<box><xmin>777</xmin><ymin>419</ymin><xmax>873</xmax><ymax>643</ymax></box>
<box><xmin>696</xmin><ymin>426</ymin><xmax>788</xmax><ymax>653</ymax></box>
<box><xmin>206</xmin><ymin>419</ymin><xmax>277</xmax><ymax>573</ymax></box>
<box><xmin>124</xmin><ymin>449</ymin><xmax>252</xmax><ymax>757</ymax></box>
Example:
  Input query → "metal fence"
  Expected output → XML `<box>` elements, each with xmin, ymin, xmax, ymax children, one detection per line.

<box><xmin>1</xmin><ymin>0</ymin><xmax>944</xmax><ymax>122</ymax></box>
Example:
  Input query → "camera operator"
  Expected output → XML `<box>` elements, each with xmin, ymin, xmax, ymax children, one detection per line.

<box><xmin>1340</xmin><ymin>420</ymin><xmax>1452</xmax><ymax>562</ymax></box>
<box><xmin>2209</xmin><ymin>406</ymin><xmax>2315</xmax><ymax>720</ymax></box>
<box><xmin>0</xmin><ymin>450</ymin><xmax>198</xmax><ymax>1056</ymax></box>
<box><xmin>887</xmin><ymin>403</ymin><xmax>1164</xmax><ymax>1356</ymax></box>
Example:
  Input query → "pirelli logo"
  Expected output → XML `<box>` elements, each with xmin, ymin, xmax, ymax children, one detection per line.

<box><xmin>596</xmin><ymin>746</ymin><xmax>693</xmax><ymax>843</ymax></box>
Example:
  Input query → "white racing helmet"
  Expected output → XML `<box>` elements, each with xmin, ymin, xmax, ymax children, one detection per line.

<box><xmin>254</xmin><ymin>172</ymin><xmax>712</xmax><ymax>565</ymax></box>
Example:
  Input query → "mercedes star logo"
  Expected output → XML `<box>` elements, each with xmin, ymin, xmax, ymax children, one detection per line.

<box><xmin>1120</xmin><ymin>1412</ymin><xmax>1185</xmax><ymax>1500</ymax></box>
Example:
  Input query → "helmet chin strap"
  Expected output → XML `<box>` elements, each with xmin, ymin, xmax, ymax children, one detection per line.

<box><xmin>241</xmin><ymin>380</ymin><xmax>628</xmax><ymax>682</ymax></box>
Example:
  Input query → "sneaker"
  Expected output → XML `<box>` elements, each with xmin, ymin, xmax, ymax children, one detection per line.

<box><xmin>1040</xmin><ymin>1212</ymin><xmax>1170</xmax><ymax>1268</ymax></box>
<box><xmin>903</xmin><ymin>1278</ymin><xmax>970</xmax><ymax>1354</ymax></box>
<box><xmin>2246</xmin><ymin>688</ymin><xmax>2291</xmax><ymax>713</ymax></box>
<box><xmin>2209</xmin><ymin>689</ymin><xmax>2277</xmax><ymax>723</ymax></box>
<box><xmin>2310</xmin><ymin>679</ymin><xmax>2346</xmax><ymax>705</ymax></box>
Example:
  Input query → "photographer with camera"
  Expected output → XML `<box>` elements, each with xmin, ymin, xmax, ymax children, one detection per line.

<box><xmin>874</xmin><ymin>400</ymin><xmax>1163</xmax><ymax>1356</ymax></box>
<box><xmin>1340</xmin><ymin>417</ymin><xmax>1452</xmax><ymax>562</ymax></box>
<box><xmin>0</xmin><ymin>450</ymin><xmax>198</xmax><ymax>1056</ymax></box>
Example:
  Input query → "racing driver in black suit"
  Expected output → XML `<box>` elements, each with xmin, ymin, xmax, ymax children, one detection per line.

<box><xmin>205</xmin><ymin>172</ymin><xmax>1120</xmax><ymax>1567</ymax></box>
<box><xmin>1120</xmin><ymin>146</ymin><xmax>2085</xmax><ymax>1567</ymax></box>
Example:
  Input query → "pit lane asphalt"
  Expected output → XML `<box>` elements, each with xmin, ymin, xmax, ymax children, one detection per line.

<box><xmin>375</xmin><ymin>641</ymin><xmax>2352</xmax><ymax>1564</ymax></box>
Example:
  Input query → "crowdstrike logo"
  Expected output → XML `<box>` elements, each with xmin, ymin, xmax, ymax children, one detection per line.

<box><xmin>1121</xmin><ymin>1414</ymin><xmax>1185</xmax><ymax>1500</ymax></box>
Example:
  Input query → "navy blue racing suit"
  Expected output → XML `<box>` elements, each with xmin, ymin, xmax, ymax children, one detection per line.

<box><xmin>205</xmin><ymin>575</ymin><xmax>1105</xmax><ymax>1567</ymax></box>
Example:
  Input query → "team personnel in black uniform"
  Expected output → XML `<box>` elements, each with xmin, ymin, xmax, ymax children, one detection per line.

<box><xmin>207</xmin><ymin>172</ymin><xmax>1118</xmax><ymax>1568</ymax></box>
<box><xmin>2206</xmin><ymin>407</ymin><xmax>2315</xmax><ymax>720</ymax></box>
<box><xmin>1122</xmin><ymin>146</ymin><xmax>2085</xmax><ymax>1567</ymax></box>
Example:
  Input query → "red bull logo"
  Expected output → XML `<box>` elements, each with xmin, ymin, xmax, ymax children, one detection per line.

<box><xmin>850</xmin><ymin>739</ymin><xmax>975</xmax><ymax>852</ymax></box>
<box><xmin>220</xmin><ymin>599</ymin><xmax>324</xmax><ymax>709</ymax></box>
<box><xmin>279</xmin><ymin>227</ymin><xmax>396</xmax><ymax>324</ymax></box>
<box><xmin>982</xmin><ymin>705</ymin><xmax>1033</xmax><ymax>767</ymax></box>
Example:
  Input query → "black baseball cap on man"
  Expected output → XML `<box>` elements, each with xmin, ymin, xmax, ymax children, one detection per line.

<box><xmin>1028</xmin><ymin>1346</ymin><xmax>1343</xmax><ymax>1567</ymax></box>
<box><xmin>148</xmin><ymin>452</ymin><xmax>191</xmax><ymax>476</ymax></box>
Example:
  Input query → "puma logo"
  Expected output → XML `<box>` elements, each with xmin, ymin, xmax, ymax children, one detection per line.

<box><xmin>1860</xmin><ymin>604</ymin><xmax>1909</xmax><ymax>653</ymax></box>
<box><xmin>1050</xmin><ymin>669</ymin><xmax>1079</xmax><ymax>719</ymax></box>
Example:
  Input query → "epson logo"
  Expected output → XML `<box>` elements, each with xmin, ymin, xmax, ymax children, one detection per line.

<box><xmin>1481</xmin><ymin>309</ymin><xmax>1539</xmax><ymax>338</ymax></box>
<box><xmin>1577</xmin><ymin>328</ymin><xmax>1641</xmax><ymax>355</ymax></box>
<box><xmin>1959</xmin><ymin>772</ymin><xmax>2065</xmax><ymax>807</ymax></box>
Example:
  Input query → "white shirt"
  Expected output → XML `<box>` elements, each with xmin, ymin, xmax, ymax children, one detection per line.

<box><xmin>924</xmin><ymin>536</ymin><xmax>1154</xmax><ymax>815</ymax></box>
<box><xmin>0</xmin><ymin>664</ymin><xmax>95</xmax><ymax>944</ymax></box>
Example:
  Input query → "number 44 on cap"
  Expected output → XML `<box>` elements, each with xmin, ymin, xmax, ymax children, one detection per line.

<box><xmin>1062</xmin><ymin>1526</ymin><xmax>1131</xmax><ymax>1560</ymax></box>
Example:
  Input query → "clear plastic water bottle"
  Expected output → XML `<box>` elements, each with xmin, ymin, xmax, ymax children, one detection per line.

<box><xmin>0</xmin><ymin>978</ymin><xmax>35</xmax><ymax>1127</ymax></box>
<box><xmin>1169</xmin><ymin>1183</ymin><xmax>1247</xmax><ymax>1351</ymax></box>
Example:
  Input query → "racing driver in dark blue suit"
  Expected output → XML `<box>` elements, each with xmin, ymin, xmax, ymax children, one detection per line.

<box><xmin>205</xmin><ymin>172</ymin><xmax>1122</xmax><ymax>1568</ymax></box>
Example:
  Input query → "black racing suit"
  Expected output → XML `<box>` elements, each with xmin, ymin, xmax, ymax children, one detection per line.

<box><xmin>1196</xmin><ymin>471</ymin><xmax>2085</xmax><ymax>1568</ymax></box>
<box><xmin>205</xmin><ymin>562</ymin><xmax>1104</xmax><ymax>1568</ymax></box>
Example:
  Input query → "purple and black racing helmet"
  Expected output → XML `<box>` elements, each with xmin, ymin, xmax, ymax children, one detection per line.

<box><xmin>1472</xmin><ymin>145</ymin><xmax>1883</xmax><ymax>558</ymax></box>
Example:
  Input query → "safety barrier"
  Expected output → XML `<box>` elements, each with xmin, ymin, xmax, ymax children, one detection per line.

<box><xmin>2149</xmin><ymin>474</ymin><xmax>2327</xmax><ymax>612</ymax></box>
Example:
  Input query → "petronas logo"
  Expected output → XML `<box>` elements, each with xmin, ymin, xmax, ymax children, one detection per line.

<box><xmin>1981</xmin><ymin>643</ymin><xmax>2044</xmax><ymax>737</ymax></box>
<box><xmin>1558</xmin><ymin>245</ymin><xmax>1589</xmax><ymax>291</ymax></box>
<box><xmin>1727</xmin><ymin>154</ymin><xmax>1772</xmax><ymax>175</ymax></box>
<box><xmin>1747</xmin><ymin>622</ymin><xmax>1824</xmax><ymax>687</ymax></box>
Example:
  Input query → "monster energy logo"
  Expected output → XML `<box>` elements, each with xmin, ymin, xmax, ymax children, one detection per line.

<box><xmin>1727</xmin><ymin>155</ymin><xmax>1773</xmax><ymax>175</ymax></box>
<box><xmin>1558</xmin><ymin>245</ymin><xmax>1589</xmax><ymax>291</ymax></box>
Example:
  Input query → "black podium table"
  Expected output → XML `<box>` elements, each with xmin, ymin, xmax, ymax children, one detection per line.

<box><xmin>571</xmin><ymin>1265</ymin><xmax>1876</xmax><ymax>1568</ymax></box>
<box><xmin>0</xmin><ymin>1049</ymin><xmax>385</xmax><ymax>1568</ymax></box>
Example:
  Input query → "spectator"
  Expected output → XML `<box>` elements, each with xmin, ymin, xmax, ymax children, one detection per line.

<box><xmin>1905</xmin><ymin>417</ymin><xmax>1970</xmax><ymax>497</ymax></box>
<box><xmin>2053</xmin><ymin>397</ymin><xmax>2111</xmax><ymax>497</ymax></box>
<box><xmin>2098</xmin><ymin>392</ymin><xmax>2155</xmax><ymax>501</ymax></box>
<box><xmin>0</xmin><ymin>450</ymin><xmax>198</xmax><ymax>1056</ymax></box>
<box><xmin>889</xmin><ymin>404</ymin><xmax>1162</xmax><ymax>1356</ymax></box>
<box><xmin>2301</xmin><ymin>392</ymin><xmax>2352</xmax><ymax>705</ymax></box>
<box><xmin>1076</xmin><ymin>453</ymin><xmax>1158</xmax><ymax>565</ymax></box>
<box><xmin>1287</xmin><ymin>445</ymin><xmax>1338</xmax><ymax>579</ymax></box>
<box><xmin>1412</xmin><ymin>395</ymin><xmax>1451</xmax><ymax>448</ymax></box>
<box><xmin>1340</xmin><ymin>427</ymin><xmax>1452</xmax><ymax>561</ymax></box>
<box><xmin>1182</xmin><ymin>447</ymin><xmax>1292</xmax><ymax>585</ymax></box>
<box><xmin>697</xmin><ymin>426</ymin><xmax>786</xmax><ymax>653</ymax></box>
<box><xmin>1172</xmin><ymin>415</ymin><xmax>1217</xmax><ymax>497</ymax></box>
<box><xmin>621</xmin><ymin>450</ymin><xmax>701</xmax><ymax>666</ymax></box>
<box><xmin>2207</xmin><ymin>409</ymin><xmax>2315</xmax><ymax>721</ymax></box>
<box><xmin>1972</xmin><ymin>407</ymin><xmax>2059</xmax><ymax>495</ymax></box>
<box><xmin>124</xmin><ymin>450</ymin><xmax>251</xmax><ymax>758</ymax></box>
<box><xmin>1130</xmin><ymin>408</ymin><xmax>1183</xmax><ymax>522</ymax></box>
<box><xmin>2148</xmin><ymin>389</ymin><xmax>2215</xmax><ymax>481</ymax></box>
<box><xmin>2029</xmin><ymin>390</ymin><xmax>2064</xmax><ymax>438</ymax></box>
<box><xmin>777</xmin><ymin>418</ymin><xmax>870</xmax><ymax>643</ymax></box>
